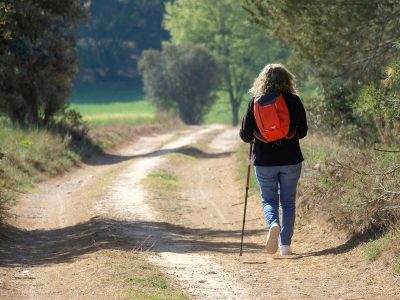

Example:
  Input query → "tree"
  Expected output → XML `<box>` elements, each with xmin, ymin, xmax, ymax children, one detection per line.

<box><xmin>0</xmin><ymin>0</ymin><xmax>86</xmax><ymax>126</ymax></box>
<box><xmin>164</xmin><ymin>0</ymin><xmax>287</xmax><ymax>125</ymax></box>
<box><xmin>243</xmin><ymin>0</ymin><xmax>400</xmax><ymax>117</ymax></box>
<box><xmin>139</xmin><ymin>43</ymin><xmax>220</xmax><ymax>125</ymax></box>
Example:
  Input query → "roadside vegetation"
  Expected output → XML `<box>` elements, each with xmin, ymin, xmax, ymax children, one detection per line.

<box><xmin>0</xmin><ymin>122</ymin><xmax>80</xmax><ymax>208</ymax></box>
<box><xmin>300</xmin><ymin>135</ymin><xmax>399</xmax><ymax>274</ymax></box>
<box><xmin>0</xmin><ymin>108</ymin><xmax>181</xmax><ymax>221</ymax></box>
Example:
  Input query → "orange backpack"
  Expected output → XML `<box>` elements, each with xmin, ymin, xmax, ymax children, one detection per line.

<box><xmin>253</xmin><ymin>93</ymin><xmax>295</xmax><ymax>143</ymax></box>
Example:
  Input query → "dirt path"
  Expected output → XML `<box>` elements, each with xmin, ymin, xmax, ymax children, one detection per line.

<box><xmin>1</xmin><ymin>125</ymin><xmax>399</xmax><ymax>299</ymax></box>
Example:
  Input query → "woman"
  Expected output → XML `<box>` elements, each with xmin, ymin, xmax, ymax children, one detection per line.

<box><xmin>240</xmin><ymin>64</ymin><xmax>307</xmax><ymax>256</ymax></box>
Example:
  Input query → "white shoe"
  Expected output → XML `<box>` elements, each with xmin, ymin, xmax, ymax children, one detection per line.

<box><xmin>265</xmin><ymin>223</ymin><xmax>280</xmax><ymax>254</ymax></box>
<box><xmin>280</xmin><ymin>245</ymin><xmax>292</xmax><ymax>256</ymax></box>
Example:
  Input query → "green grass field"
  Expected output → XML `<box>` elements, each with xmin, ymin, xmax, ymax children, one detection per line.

<box><xmin>70</xmin><ymin>84</ymin><xmax>156</xmax><ymax>127</ymax></box>
<box><xmin>70</xmin><ymin>84</ymin><xmax>248</xmax><ymax>127</ymax></box>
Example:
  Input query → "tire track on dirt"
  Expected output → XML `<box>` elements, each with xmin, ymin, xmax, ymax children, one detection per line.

<box><xmin>100</xmin><ymin>125</ymin><xmax>251</xmax><ymax>299</ymax></box>
<box><xmin>1</xmin><ymin>131</ymin><xmax>180</xmax><ymax>300</ymax></box>
<box><xmin>3</xmin><ymin>127</ymin><xmax>235</xmax><ymax>299</ymax></box>
<box><xmin>186</xmin><ymin>128</ymin><xmax>242</xmax><ymax>225</ymax></box>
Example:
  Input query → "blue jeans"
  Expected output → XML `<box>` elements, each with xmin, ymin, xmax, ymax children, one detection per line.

<box><xmin>254</xmin><ymin>163</ymin><xmax>302</xmax><ymax>246</ymax></box>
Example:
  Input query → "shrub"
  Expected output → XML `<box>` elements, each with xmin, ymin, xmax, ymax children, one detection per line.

<box><xmin>50</xmin><ymin>106</ymin><xmax>89</xmax><ymax>141</ymax></box>
<box><xmin>298</xmin><ymin>134</ymin><xmax>400</xmax><ymax>236</ymax></box>
<box><xmin>139</xmin><ymin>43</ymin><xmax>220</xmax><ymax>125</ymax></box>
<box><xmin>353</xmin><ymin>57</ymin><xmax>400</xmax><ymax>145</ymax></box>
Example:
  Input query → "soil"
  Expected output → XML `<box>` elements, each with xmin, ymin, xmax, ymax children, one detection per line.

<box><xmin>1</xmin><ymin>125</ymin><xmax>399</xmax><ymax>299</ymax></box>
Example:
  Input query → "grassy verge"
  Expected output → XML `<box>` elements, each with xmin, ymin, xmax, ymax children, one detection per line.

<box><xmin>89</xmin><ymin>113</ymin><xmax>179</xmax><ymax>149</ymax></box>
<box><xmin>299</xmin><ymin>134</ymin><xmax>400</xmax><ymax>235</ymax></box>
<box><xmin>363</xmin><ymin>229</ymin><xmax>400</xmax><ymax>274</ymax></box>
<box><xmin>298</xmin><ymin>133</ymin><xmax>400</xmax><ymax>272</ymax></box>
<box><xmin>0</xmin><ymin>114</ymin><xmax>182</xmax><ymax>221</ymax></box>
<box><xmin>0</xmin><ymin>125</ymin><xmax>81</xmax><ymax>209</ymax></box>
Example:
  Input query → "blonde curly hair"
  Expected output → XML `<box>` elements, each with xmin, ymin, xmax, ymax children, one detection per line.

<box><xmin>249</xmin><ymin>63</ymin><xmax>297</xmax><ymax>97</ymax></box>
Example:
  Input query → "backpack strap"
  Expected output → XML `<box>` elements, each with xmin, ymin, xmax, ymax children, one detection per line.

<box><xmin>253</xmin><ymin>129</ymin><xmax>297</xmax><ymax>143</ymax></box>
<box><xmin>285</xmin><ymin>129</ymin><xmax>297</xmax><ymax>139</ymax></box>
<box><xmin>253</xmin><ymin>130</ymin><xmax>269</xmax><ymax>143</ymax></box>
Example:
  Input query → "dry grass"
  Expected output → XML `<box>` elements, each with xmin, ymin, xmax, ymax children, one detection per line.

<box><xmin>298</xmin><ymin>133</ymin><xmax>400</xmax><ymax>272</ymax></box>
<box><xmin>299</xmin><ymin>134</ymin><xmax>400</xmax><ymax>236</ymax></box>
<box><xmin>0</xmin><ymin>126</ymin><xmax>80</xmax><ymax>218</ymax></box>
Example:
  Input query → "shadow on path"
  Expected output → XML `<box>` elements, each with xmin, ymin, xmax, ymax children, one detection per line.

<box><xmin>0</xmin><ymin>218</ymin><xmax>264</xmax><ymax>268</ymax></box>
<box><xmin>84</xmin><ymin>146</ymin><xmax>233</xmax><ymax>166</ymax></box>
<box><xmin>273</xmin><ymin>233</ymin><xmax>371</xmax><ymax>260</ymax></box>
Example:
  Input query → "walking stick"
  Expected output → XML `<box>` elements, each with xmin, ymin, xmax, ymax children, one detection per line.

<box><xmin>240</xmin><ymin>142</ymin><xmax>253</xmax><ymax>256</ymax></box>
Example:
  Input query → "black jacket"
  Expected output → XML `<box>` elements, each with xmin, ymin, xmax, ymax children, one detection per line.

<box><xmin>239</xmin><ymin>92</ymin><xmax>308</xmax><ymax>166</ymax></box>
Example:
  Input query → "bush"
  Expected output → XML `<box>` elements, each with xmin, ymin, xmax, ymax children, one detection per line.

<box><xmin>353</xmin><ymin>42</ymin><xmax>400</xmax><ymax>145</ymax></box>
<box><xmin>298</xmin><ymin>134</ymin><xmax>400</xmax><ymax>236</ymax></box>
<box><xmin>353</xmin><ymin>66</ymin><xmax>400</xmax><ymax>145</ymax></box>
<box><xmin>50</xmin><ymin>106</ymin><xmax>89</xmax><ymax>141</ymax></box>
<box><xmin>139</xmin><ymin>42</ymin><xmax>220</xmax><ymax>125</ymax></box>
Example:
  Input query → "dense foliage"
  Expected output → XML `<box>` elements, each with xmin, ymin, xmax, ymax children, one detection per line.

<box><xmin>353</xmin><ymin>57</ymin><xmax>400</xmax><ymax>145</ymax></box>
<box><xmin>243</xmin><ymin>0</ymin><xmax>400</xmax><ymax>84</ymax></box>
<box><xmin>76</xmin><ymin>0</ymin><xmax>169</xmax><ymax>83</ymax></box>
<box><xmin>0</xmin><ymin>0</ymin><xmax>86</xmax><ymax>126</ymax></box>
<box><xmin>164</xmin><ymin>0</ymin><xmax>288</xmax><ymax>125</ymax></box>
<box><xmin>139</xmin><ymin>43</ymin><xmax>220</xmax><ymax>125</ymax></box>
<box><xmin>243</xmin><ymin>0</ymin><xmax>400</xmax><ymax>142</ymax></box>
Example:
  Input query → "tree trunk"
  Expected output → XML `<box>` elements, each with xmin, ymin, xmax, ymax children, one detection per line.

<box><xmin>231</xmin><ymin>99</ymin><xmax>240</xmax><ymax>126</ymax></box>
<box><xmin>43</xmin><ymin>107</ymin><xmax>52</xmax><ymax>126</ymax></box>
<box><xmin>224</xmin><ymin>61</ymin><xmax>242</xmax><ymax>126</ymax></box>
<box><xmin>28</xmin><ymin>86</ymin><xmax>39</xmax><ymax>125</ymax></box>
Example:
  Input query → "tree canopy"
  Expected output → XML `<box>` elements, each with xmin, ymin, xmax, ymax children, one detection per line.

<box><xmin>139</xmin><ymin>43</ymin><xmax>220</xmax><ymax>125</ymax></box>
<box><xmin>243</xmin><ymin>0</ymin><xmax>400</xmax><ymax>87</ymax></box>
<box><xmin>164</xmin><ymin>0</ymin><xmax>287</xmax><ymax>125</ymax></box>
<box><xmin>0</xmin><ymin>0</ymin><xmax>86</xmax><ymax>125</ymax></box>
<box><xmin>243</xmin><ymin>0</ymin><xmax>400</xmax><ymax>138</ymax></box>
